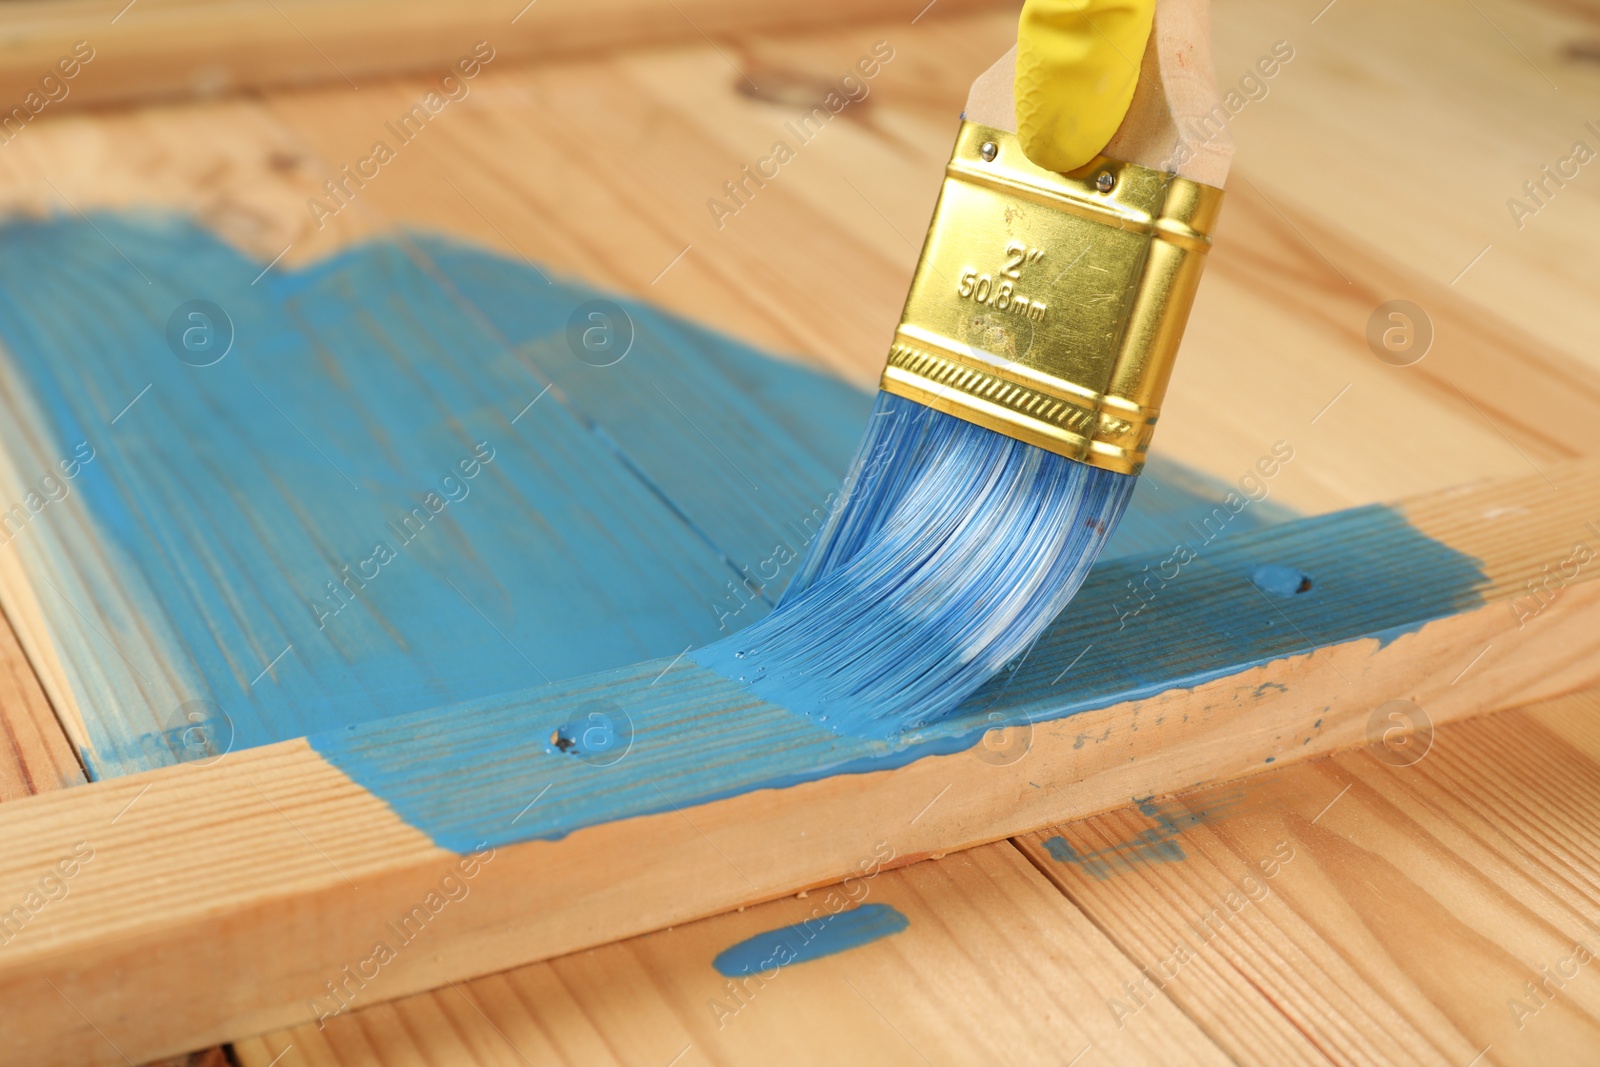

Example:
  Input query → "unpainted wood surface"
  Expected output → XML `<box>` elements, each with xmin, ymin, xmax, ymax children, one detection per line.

<box><xmin>0</xmin><ymin>601</ymin><xmax>82</xmax><ymax>800</ymax></box>
<box><xmin>1015</xmin><ymin>689</ymin><xmax>1600</xmax><ymax>1066</ymax></box>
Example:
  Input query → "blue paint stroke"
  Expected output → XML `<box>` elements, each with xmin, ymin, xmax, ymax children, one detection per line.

<box><xmin>309</xmin><ymin>504</ymin><xmax>1486</xmax><ymax>853</ymax></box>
<box><xmin>1040</xmin><ymin>794</ymin><xmax>1246</xmax><ymax>878</ymax></box>
<box><xmin>713</xmin><ymin>903</ymin><xmax>909</xmax><ymax>977</ymax></box>
<box><xmin>0</xmin><ymin>214</ymin><xmax>872</xmax><ymax>778</ymax></box>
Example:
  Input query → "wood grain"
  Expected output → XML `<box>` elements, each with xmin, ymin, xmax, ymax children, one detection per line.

<box><xmin>0</xmin><ymin>599</ymin><xmax>82</xmax><ymax>800</ymax></box>
<box><xmin>1015</xmin><ymin>689</ymin><xmax>1600</xmax><ymax>1066</ymax></box>
<box><xmin>1211</xmin><ymin>0</ymin><xmax>1600</xmax><ymax>381</ymax></box>
<box><xmin>231</xmin><ymin>690</ymin><xmax>1600</xmax><ymax>1067</ymax></box>
<box><xmin>236</xmin><ymin>841</ymin><xmax>1233</xmax><ymax>1067</ymax></box>
<box><xmin>0</xmin><ymin>0</ymin><xmax>1006</xmax><ymax>110</ymax></box>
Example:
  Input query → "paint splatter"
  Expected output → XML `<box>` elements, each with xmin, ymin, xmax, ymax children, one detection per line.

<box><xmin>713</xmin><ymin>903</ymin><xmax>909</xmax><ymax>976</ymax></box>
<box><xmin>1041</xmin><ymin>794</ymin><xmax>1247</xmax><ymax>878</ymax></box>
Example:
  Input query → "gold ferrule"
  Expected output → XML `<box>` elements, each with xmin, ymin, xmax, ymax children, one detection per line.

<box><xmin>878</xmin><ymin>122</ymin><xmax>1224</xmax><ymax>475</ymax></box>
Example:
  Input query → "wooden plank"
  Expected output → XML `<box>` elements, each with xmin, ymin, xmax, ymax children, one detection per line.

<box><xmin>1014</xmin><ymin>689</ymin><xmax>1600</xmax><ymax>1066</ymax></box>
<box><xmin>0</xmin><ymin>0</ymin><xmax>1006</xmax><ymax>111</ymax></box>
<box><xmin>2</xmin><ymin>460</ymin><xmax>1600</xmax><ymax>1065</ymax></box>
<box><xmin>235</xmin><ymin>841</ymin><xmax>1234</xmax><ymax>1067</ymax></box>
<box><xmin>0</xmin><ymin>599</ymin><xmax>83</xmax><ymax>800</ymax></box>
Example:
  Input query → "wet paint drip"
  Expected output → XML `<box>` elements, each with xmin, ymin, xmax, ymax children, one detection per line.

<box><xmin>713</xmin><ymin>903</ymin><xmax>909</xmax><ymax>977</ymax></box>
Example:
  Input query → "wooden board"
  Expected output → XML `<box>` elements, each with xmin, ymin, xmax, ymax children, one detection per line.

<box><xmin>3</xmin><ymin>459</ymin><xmax>1600</xmax><ymax>1065</ymax></box>
<box><xmin>230</xmin><ymin>688</ymin><xmax>1600</xmax><ymax>1067</ymax></box>
<box><xmin>0</xmin><ymin>0</ymin><xmax>1596</xmax><ymax>782</ymax></box>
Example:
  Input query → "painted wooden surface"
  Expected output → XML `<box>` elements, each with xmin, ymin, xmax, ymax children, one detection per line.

<box><xmin>1</xmin><ymin>460</ymin><xmax>1599</xmax><ymax>1065</ymax></box>
<box><xmin>0</xmin><ymin>214</ymin><xmax>1305</xmax><ymax>783</ymax></box>
<box><xmin>229</xmin><ymin>689</ymin><xmax>1600</xmax><ymax>1067</ymax></box>
<box><xmin>0</xmin><ymin>215</ymin><xmax>876</xmax><ymax>778</ymax></box>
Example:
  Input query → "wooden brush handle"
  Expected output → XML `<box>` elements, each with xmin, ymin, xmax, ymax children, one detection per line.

<box><xmin>964</xmin><ymin>0</ymin><xmax>1233</xmax><ymax>187</ymax></box>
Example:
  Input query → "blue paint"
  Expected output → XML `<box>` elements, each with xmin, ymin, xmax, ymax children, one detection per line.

<box><xmin>713</xmin><ymin>903</ymin><xmax>909</xmax><ymax>976</ymax></box>
<box><xmin>308</xmin><ymin>504</ymin><xmax>1485</xmax><ymax>852</ymax></box>
<box><xmin>1043</xmin><ymin>831</ymin><xmax>1186</xmax><ymax>872</ymax></box>
<box><xmin>1251</xmin><ymin>564</ymin><xmax>1313</xmax><ymax>597</ymax></box>
<box><xmin>0</xmin><ymin>214</ymin><xmax>870</xmax><ymax>778</ymax></box>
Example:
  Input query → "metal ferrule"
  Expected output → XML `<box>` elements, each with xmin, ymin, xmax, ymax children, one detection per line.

<box><xmin>878</xmin><ymin>122</ymin><xmax>1224</xmax><ymax>475</ymax></box>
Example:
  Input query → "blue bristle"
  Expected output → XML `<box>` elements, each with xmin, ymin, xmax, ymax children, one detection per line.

<box><xmin>692</xmin><ymin>390</ymin><xmax>1134</xmax><ymax>739</ymax></box>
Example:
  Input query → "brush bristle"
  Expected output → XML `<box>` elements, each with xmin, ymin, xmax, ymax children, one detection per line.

<box><xmin>693</xmin><ymin>390</ymin><xmax>1133</xmax><ymax>738</ymax></box>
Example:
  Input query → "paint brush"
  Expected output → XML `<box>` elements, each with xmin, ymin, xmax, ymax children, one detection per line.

<box><xmin>694</xmin><ymin>0</ymin><xmax>1234</xmax><ymax>736</ymax></box>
